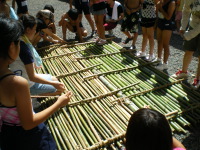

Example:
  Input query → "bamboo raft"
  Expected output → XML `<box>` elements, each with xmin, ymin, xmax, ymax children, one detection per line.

<box><xmin>36</xmin><ymin>41</ymin><xmax>200</xmax><ymax>150</ymax></box>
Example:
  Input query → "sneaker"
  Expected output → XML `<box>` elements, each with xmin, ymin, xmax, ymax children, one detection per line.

<box><xmin>191</xmin><ymin>78</ymin><xmax>200</xmax><ymax>89</ymax></box>
<box><xmin>155</xmin><ymin>63</ymin><xmax>168</xmax><ymax>71</ymax></box>
<box><xmin>123</xmin><ymin>37</ymin><xmax>133</xmax><ymax>44</ymax></box>
<box><xmin>130</xmin><ymin>45</ymin><xmax>136</xmax><ymax>50</ymax></box>
<box><xmin>90</xmin><ymin>30</ymin><xmax>97</xmax><ymax>37</ymax></box>
<box><xmin>171</xmin><ymin>70</ymin><xmax>188</xmax><ymax>79</ymax></box>
<box><xmin>96</xmin><ymin>39</ymin><xmax>107</xmax><ymax>45</ymax></box>
<box><xmin>145</xmin><ymin>54</ymin><xmax>155</xmax><ymax>62</ymax></box>
<box><xmin>108</xmin><ymin>30</ymin><xmax>114</xmax><ymax>36</ymax></box>
<box><xmin>152</xmin><ymin>57</ymin><xmax>162</xmax><ymax>66</ymax></box>
<box><xmin>136</xmin><ymin>51</ymin><xmax>146</xmax><ymax>58</ymax></box>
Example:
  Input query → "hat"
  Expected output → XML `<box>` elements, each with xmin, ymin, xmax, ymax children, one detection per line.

<box><xmin>38</xmin><ymin>10</ymin><xmax>54</xmax><ymax>22</ymax></box>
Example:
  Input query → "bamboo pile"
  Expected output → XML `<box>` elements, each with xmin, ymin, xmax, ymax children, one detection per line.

<box><xmin>36</xmin><ymin>41</ymin><xmax>200</xmax><ymax>150</ymax></box>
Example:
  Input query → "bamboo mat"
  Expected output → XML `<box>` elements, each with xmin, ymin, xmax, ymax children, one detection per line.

<box><xmin>35</xmin><ymin>41</ymin><xmax>200</xmax><ymax>150</ymax></box>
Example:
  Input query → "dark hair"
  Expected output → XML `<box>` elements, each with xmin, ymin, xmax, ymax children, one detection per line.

<box><xmin>68</xmin><ymin>9</ymin><xmax>79</xmax><ymax>20</ymax></box>
<box><xmin>0</xmin><ymin>15</ymin><xmax>23</xmax><ymax>59</ymax></box>
<box><xmin>20</xmin><ymin>14</ymin><xmax>37</xmax><ymax>34</ymax></box>
<box><xmin>44</xmin><ymin>4</ymin><xmax>55</xmax><ymax>13</ymax></box>
<box><xmin>126</xmin><ymin>108</ymin><xmax>172</xmax><ymax>150</ymax></box>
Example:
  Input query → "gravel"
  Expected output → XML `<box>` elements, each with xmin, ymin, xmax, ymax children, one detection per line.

<box><xmin>8</xmin><ymin>0</ymin><xmax>200</xmax><ymax>149</ymax></box>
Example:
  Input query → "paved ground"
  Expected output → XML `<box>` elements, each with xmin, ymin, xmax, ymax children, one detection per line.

<box><xmin>8</xmin><ymin>0</ymin><xmax>200</xmax><ymax>149</ymax></box>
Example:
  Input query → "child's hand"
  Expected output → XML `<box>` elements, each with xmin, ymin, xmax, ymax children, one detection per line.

<box><xmin>57</xmin><ymin>91</ymin><xmax>72</xmax><ymax>107</ymax></box>
<box><xmin>52</xmin><ymin>81</ymin><xmax>65</xmax><ymax>90</ymax></box>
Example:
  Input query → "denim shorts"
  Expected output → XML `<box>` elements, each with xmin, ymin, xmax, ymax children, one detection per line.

<box><xmin>30</xmin><ymin>74</ymin><xmax>57</xmax><ymax>95</ymax></box>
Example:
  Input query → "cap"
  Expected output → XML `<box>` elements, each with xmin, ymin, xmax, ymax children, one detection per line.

<box><xmin>38</xmin><ymin>9</ymin><xmax>54</xmax><ymax>22</ymax></box>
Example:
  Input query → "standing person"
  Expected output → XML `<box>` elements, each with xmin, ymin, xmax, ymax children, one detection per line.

<box><xmin>0</xmin><ymin>16</ymin><xmax>72</xmax><ymax>150</ymax></box>
<box><xmin>172</xmin><ymin>0</ymin><xmax>200</xmax><ymax>89</ymax></box>
<box><xmin>104</xmin><ymin>0</ymin><xmax>124</xmax><ymax>36</ymax></box>
<box><xmin>70</xmin><ymin>0</ymin><xmax>96</xmax><ymax>37</ymax></box>
<box><xmin>0</xmin><ymin>0</ymin><xmax>18</xmax><ymax>19</ymax></box>
<box><xmin>12</xmin><ymin>0</ymin><xmax>28</xmax><ymax>17</ymax></box>
<box><xmin>32</xmin><ymin>9</ymin><xmax>66</xmax><ymax>46</ymax></box>
<box><xmin>154</xmin><ymin>0</ymin><xmax>176</xmax><ymax>71</ymax></box>
<box><xmin>9</xmin><ymin>14</ymin><xmax>66</xmax><ymax>96</ymax></box>
<box><xmin>173</xmin><ymin>0</ymin><xmax>184</xmax><ymax>35</ymax></box>
<box><xmin>90</xmin><ymin>0</ymin><xmax>107</xmax><ymax>45</ymax></box>
<box><xmin>136</xmin><ymin>0</ymin><xmax>158</xmax><ymax>61</ymax></box>
<box><xmin>126</xmin><ymin>108</ymin><xmax>186</xmax><ymax>150</ymax></box>
<box><xmin>59</xmin><ymin>9</ymin><xmax>87</xmax><ymax>43</ymax></box>
<box><xmin>121</xmin><ymin>0</ymin><xmax>142</xmax><ymax>50</ymax></box>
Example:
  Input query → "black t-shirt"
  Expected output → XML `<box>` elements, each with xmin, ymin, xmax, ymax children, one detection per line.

<box><xmin>106</xmin><ymin>3</ymin><xmax>123</xmax><ymax>18</ymax></box>
<box><xmin>19</xmin><ymin>41</ymin><xmax>34</xmax><ymax>65</ymax></box>
<box><xmin>36</xmin><ymin>18</ymin><xmax>48</xmax><ymax>33</ymax></box>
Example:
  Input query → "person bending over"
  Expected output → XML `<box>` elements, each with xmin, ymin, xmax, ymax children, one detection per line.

<box><xmin>32</xmin><ymin>9</ymin><xmax>66</xmax><ymax>46</ymax></box>
<box><xmin>59</xmin><ymin>8</ymin><xmax>87</xmax><ymax>43</ymax></box>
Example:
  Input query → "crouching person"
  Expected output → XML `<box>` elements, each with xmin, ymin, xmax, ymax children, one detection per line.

<box><xmin>59</xmin><ymin>9</ymin><xmax>87</xmax><ymax>43</ymax></box>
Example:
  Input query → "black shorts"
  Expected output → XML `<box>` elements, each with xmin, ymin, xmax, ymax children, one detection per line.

<box><xmin>183</xmin><ymin>27</ymin><xmax>200</xmax><ymax>56</ymax></box>
<box><xmin>75</xmin><ymin>2</ymin><xmax>90</xmax><ymax>15</ymax></box>
<box><xmin>157</xmin><ymin>18</ymin><xmax>176</xmax><ymax>31</ymax></box>
<box><xmin>121</xmin><ymin>11</ymin><xmax>140</xmax><ymax>33</ymax></box>
<box><xmin>16</xmin><ymin>0</ymin><xmax>28</xmax><ymax>14</ymax></box>
<box><xmin>140</xmin><ymin>18</ymin><xmax>156</xmax><ymax>28</ymax></box>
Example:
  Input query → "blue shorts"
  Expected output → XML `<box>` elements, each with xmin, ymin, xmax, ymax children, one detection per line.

<box><xmin>30</xmin><ymin>74</ymin><xmax>57</xmax><ymax>95</ymax></box>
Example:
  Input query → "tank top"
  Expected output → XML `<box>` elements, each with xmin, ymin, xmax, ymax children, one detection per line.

<box><xmin>158</xmin><ymin>0</ymin><xmax>175</xmax><ymax>20</ymax></box>
<box><xmin>0</xmin><ymin>74</ymin><xmax>21</xmax><ymax>131</ymax></box>
<box><xmin>141</xmin><ymin>0</ymin><xmax>156</xmax><ymax>18</ymax></box>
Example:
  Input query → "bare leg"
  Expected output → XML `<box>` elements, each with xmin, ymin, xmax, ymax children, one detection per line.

<box><xmin>162</xmin><ymin>30</ymin><xmax>172</xmax><ymax>64</ymax></box>
<box><xmin>132</xmin><ymin>32</ymin><xmax>138</xmax><ymax>46</ymax></box>
<box><xmin>147</xmin><ymin>27</ymin><xmax>155</xmax><ymax>55</ymax></box>
<box><xmin>182</xmin><ymin>51</ymin><xmax>194</xmax><ymax>72</ymax></box>
<box><xmin>62</xmin><ymin>21</ymin><xmax>74</xmax><ymax>40</ymax></box>
<box><xmin>123</xmin><ymin>31</ymin><xmax>132</xmax><ymax>39</ymax></box>
<box><xmin>141</xmin><ymin>27</ymin><xmax>148</xmax><ymax>52</ymax></box>
<box><xmin>85</xmin><ymin>14</ymin><xmax>96</xmax><ymax>30</ymax></box>
<box><xmin>156</xmin><ymin>27</ymin><xmax>163</xmax><ymax>59</ymax></box>
<box><xmin>94</xmin><ymin>14</ymin><xmax>105</xmax><ymax>39</ymax></box>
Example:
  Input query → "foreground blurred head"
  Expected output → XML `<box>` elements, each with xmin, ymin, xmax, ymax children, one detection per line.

<box><xmin>126</xmin><ymin>108</ymin><xmax>172</xmax><ymax>150</ymax></box>
<box><xmin>0</xmin><ymin>14</ymin><xmax>23</xmax><ymax>63</ymax></box>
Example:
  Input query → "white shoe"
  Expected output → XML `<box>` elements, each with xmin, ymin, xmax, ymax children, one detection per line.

<box><xmin>145</xmin><ymin>54</ymin><xmax>155</xmax><ymax>62</ymax></box>
<box><xmin>171</xmin><ymin>70</ymin><xmax>189</xmax><ymax>79</ymax></box>
<box><xmin>96</xmin><ymin>39</ymin><xmax>107</xmax><ymax>45</ymax></box>
<box><xmin>136</xmin><ymin>51</ymin><xmax>146</xmax><ymax>58</ymax></box>
<box><xmin>152</xmin><ymin>57</ymin><xmax>162</xmax><ymax>66</ymax></box>
<box><xmin>155</xmin><ymin>63</ymin><xmax>168</xmax><ymax>71</ymax></box>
